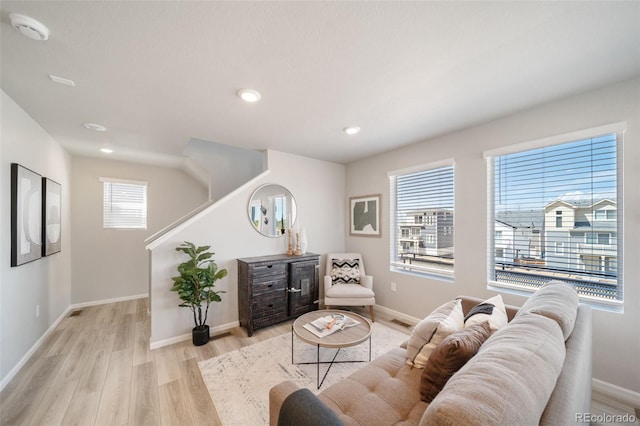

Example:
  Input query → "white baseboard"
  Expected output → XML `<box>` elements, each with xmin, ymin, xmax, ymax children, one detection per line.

<box><xmin>0</xmin><ymin>304</ymin><xmax>73</xmax><ymax>392</ymax></box>
<box><xmin>593</xmin><ymin>378</ymin><xmax>640</xmax><ymax>409</ymax></box>
<box><xmin>150</xmin><ymin>321</ymin><xmax>240</xmax><ymax>350</ymax></box>
<box><xmin>70</xmin><ymin>293</ymin><xmax>148</xmax><ymax>309</ymax></box>
<box><xmin>373</xmin><ymin>303</ymin><xmax>421</xmax><ymax>326</ymax></box>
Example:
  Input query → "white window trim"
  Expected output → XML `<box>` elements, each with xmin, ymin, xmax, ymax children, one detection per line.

<box><xmin>484</xmin><ymin>123</ymin><xmax>625</xmax><ymax>311</ymax></box>
<box><xmin>388</xmin><ymin>158</ymin><xmax>455</xmax><ymax>281</ymax></box>
<box><xmin>100</xmin><ymin>176</ymin><xmax>148</xmax><ymax>230</ymax></box>
<box><xmin>99</xmin><ymin>176</ymin><xmax>148</xmax><ymax>187</ymax></box>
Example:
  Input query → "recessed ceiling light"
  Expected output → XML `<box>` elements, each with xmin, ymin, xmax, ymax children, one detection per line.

<box><xmin>83</xmin><ymin>122</ymin><xmax>107</xmax><ymax>132</ymax></box>
<box><xmin>9</xmin><ymin>13</ymin><xmax>50</xmax><ymax>41</ymax></box>
<box><xmin>49</xmin><ymin>75</ymin><xmax>76</xmax><ymax>87</ymax></box>
<box><xmin>343</xmin><ymin>126</ymin><xmax>361</xmax><ymax>135</ymax></box>
<box><xmin>100</xmin><ymin>148</ymin><xmax>113</xmax><ymax>154</ymax></box>
<box><xmin>237</xmin><ymin>89</ymin><xmax>261</xmax><ymax>103</ymax></box>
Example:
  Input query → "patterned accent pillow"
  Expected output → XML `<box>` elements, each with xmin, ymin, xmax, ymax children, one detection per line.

<box><xmin>331</xmin><ymin>258</ymin><xmax>361</xmax><ymax>285</ymax></box>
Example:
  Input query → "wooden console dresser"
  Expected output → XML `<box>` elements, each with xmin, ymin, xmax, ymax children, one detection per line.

<box><xmin>237</xmin><ymin>253</ymin><xmax>320</xmax><ymax>336</ymax></box>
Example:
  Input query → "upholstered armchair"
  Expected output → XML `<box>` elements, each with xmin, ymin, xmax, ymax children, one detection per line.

<box><xmin>323</xmin><ymin>252</ymin><xmax>375</xmax><ymax>321</ymax></box>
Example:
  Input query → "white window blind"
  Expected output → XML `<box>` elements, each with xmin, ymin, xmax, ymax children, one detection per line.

<box><xmin>101</xmin><ymin>178</ymin><xmax>148</xmax><ymax>229</ymax></box>
<box><xmin>389</xmin><ymin>163</ymin><xmax>454</xmax><ymax>278</ymax></box>
<box><xmin>487</xmin><ymin>132</ymin><xmax>622</xmax><ymax>304</ymax></box>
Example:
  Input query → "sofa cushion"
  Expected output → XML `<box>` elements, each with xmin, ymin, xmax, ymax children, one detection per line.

<box><xmin>330</xmin><ymin>259</ymin><xmax>361</xmax><ymax>285</ymax></box>
<box><xmin>406</xmin><ymin>299</ymin><xmax>464</xmax><ymax>368</ymax></box>
<box><xmin>463</xmin><ymin>294</ymin><xmax>508</xmax><ymax>333</ymax></box>
<box><xmin>421</xmin><ymin>312</ymin><xmax>566</xmax><ymax>426</ymax></box>
<box><xmin>515</xmin><ymin>280</ymin><xmax>579</xmax><ymax>340</ymax></box>
<box><xmin>420</xmin><ymin>321</ymin><xmax>491</xmax><ymax>403</ymax></box>
<box><xmin>319</xmin><ymin>348</ymin><xmax>428</xmax><ymax>425</ymax></box>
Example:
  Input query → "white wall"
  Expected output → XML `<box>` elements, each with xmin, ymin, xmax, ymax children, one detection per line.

<box><xmin>71</xmin><ymin>156</ymin><xmax>208</xmax><ymax>304</ymax></box>
<box><xmin>0</xmin><ymin>90</ymin><xmax>72</xmax><ymax>382</ymax></box>
<box><xmin>148</xmin><ymin>150</ymin><xmax>345</xmax><ymax>346</ymax></box>
<box><xmin>345</xmin><ymin>78</ymin><xmax>640</xmax><ymax>394</ymax></box>
<box><xmin>183</xmin><ymin>138</ymin><xmax>264</xmax><ymax>201</ymax></box>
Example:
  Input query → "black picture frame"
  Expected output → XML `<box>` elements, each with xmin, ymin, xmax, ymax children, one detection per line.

<box><xmin>42</xmin><ymin>177</ymin><xmax>62</xmax><ymax>256</ymax></box>
<box><xmin>11</xmin><ymin>163</ymin><xmax>43</xmax><ymax>266</ymax></box>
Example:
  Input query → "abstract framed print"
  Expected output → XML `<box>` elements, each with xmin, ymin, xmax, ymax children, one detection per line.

<box><xmin>11</xmin><ymin>163</ymin><xmax>42</xmax><ymax>266</ymax></box>
<box><xmin>349</xmin><ymin>194</ymin><xmax>381</xmax><ymax>237</ymax></box>
<box><xmin>42</xmin><ymin>177</ymin><xmax>62</xmax><ymax>256</ymax></box>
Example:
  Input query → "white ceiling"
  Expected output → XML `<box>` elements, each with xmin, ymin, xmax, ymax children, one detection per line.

<box><xmin>1</xmin><ymin>1</ymin><xmax>639</xmax><ymax>165</ymax></box>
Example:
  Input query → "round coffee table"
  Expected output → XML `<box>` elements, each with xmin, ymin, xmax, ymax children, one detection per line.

<box><xmin>292</xmin><ymin>309</ymin><xmax>373</xmax><ymax>389</ymax></box>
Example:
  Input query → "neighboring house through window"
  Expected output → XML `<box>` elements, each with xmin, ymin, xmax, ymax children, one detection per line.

<box><xmin>389</xmin><ymin>160</ymin><xmax>454</xmax><ymax>279</ymax></box>
<box><xmin>485</xmin><ymin>124</ymin><xmax>623</xmax><ymax>308</ymax></box>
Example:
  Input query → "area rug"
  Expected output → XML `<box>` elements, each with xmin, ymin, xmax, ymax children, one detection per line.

<box><xmin>198</xmin><ymin>322</ymin><xmax>409</xmax><ymax>426</ymax></box>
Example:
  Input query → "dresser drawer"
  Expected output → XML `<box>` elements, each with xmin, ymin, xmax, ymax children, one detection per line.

<box><xmin>252</xmin><ymin>293</ymin><xmax>287</xmax><ymax>321</ymax></box>
<box><xmin>249</xmin><ymin>262</ymin><xmax>287</xmax><ymax>277</ymax></box>
<box><xmin>252</xmin><ymin>277</ymin><xmax>286</xmax><ymax>296</ymax></box>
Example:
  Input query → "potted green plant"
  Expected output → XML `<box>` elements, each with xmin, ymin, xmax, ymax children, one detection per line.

<box><xmin>171</xmin><ymin>241</ymin><xmax>227</xmax><ymax>346</ymax></box>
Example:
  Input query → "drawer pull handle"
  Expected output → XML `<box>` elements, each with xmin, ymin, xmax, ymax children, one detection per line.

<box><xmin>268</xmin><ymin>303</ymin><xmax>274</xmax><ymax>308</ymax></box>
<box><xmin>267</xmin><ymin>264</ymin><xmax>273</xmax><ymax>268</ymax></box>
<box><xmin>267</xmin><ymin>284</ymin><xmax>273</xmax><ymax>288</ymax></box>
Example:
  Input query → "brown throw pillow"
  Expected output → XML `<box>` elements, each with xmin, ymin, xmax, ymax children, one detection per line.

<box><xmin>406</xmin><ymin>299</ymin><xmax>464</xmax><ymax>368</ymax></box>
<box><xmin>420</xmin><ymin>321</ymin><xmax>491</xmax><ymax>403</ymax></box>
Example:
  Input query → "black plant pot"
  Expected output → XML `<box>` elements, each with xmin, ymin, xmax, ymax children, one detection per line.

<box><xmin>192</xmin><ymin>325</ymin><xmax>210</xmax><ymax>346</ymax></box>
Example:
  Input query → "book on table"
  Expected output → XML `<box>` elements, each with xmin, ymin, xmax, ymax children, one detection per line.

<box><xmin>302</xmin><ymin>314</ymin><xmax>360</xmax><ymax>338</ymax></box>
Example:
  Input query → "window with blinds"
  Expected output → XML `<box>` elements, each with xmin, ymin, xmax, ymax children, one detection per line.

<box><xmin>486</xmin><ymin>131</ymin><xmax>622</xmax><ymax>305</ymax></box>
<box><xmin>389</xmin><ymin>162</ymin><xmax>454</xmax><ymax>278</ymax></box>
<box><xmin>101</xmin><ymin>178</ymin><xmax>148</xmax><ymax>229</ymax></box>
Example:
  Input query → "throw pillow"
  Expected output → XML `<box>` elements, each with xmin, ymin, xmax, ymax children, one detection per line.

<box><xmin>330</xmin><ymin>259</ymin><xmax>361</xmax><ymax>285</ymax></box>
<box><xmin>422</xmin><ymin>312</ymin><xmax>566</xmax><ymax>426</ymax></box>
<box><xmin>514</xmin><ymin>280</ymin><xmax>579</xmax><ymax>341</ymax></box>
<box><xmin>406</xmin><ymin>299</ymin><xmax>464</xmax><ymax>368</ymax></box>
<box><xmin>420</xmin><ymin>321</ymin><xmax>491</xmax><ymax>403</ymax></box>
<box><xmin>464</xmin><ymin>294</ymin><xmax>508</xmax><ymax>333</ymax></box>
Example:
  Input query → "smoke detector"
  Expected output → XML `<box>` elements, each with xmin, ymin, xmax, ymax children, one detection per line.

<box><xmin>9</xmin><ymin>13</ymin><xmax>50</xmax><ymax>41</ymax></box>
<box><xmin>83</xmin><ymin>122</ymin><xmax>107</xmax><ymax>132</ymax></box>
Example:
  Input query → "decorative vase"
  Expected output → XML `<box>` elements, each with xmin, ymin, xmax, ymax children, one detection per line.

<box><xmin>299</xmin><ymin>228</ymin><xmax>308</xmax><ymax>254</ymax></box>
<box><xmin>192</xmin><ymin>324</ymin><xmax>210</xmax><ymax>346</ymax></box>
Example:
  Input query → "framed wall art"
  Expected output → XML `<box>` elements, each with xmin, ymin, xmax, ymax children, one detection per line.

<box><xmin>42</xmin><ymin>177</ymin><xmax>62</xmax><ymax>256</ymax></box>
<box><xmin>349</xmin><ymin>194</ymin><xmax>381</xmax><ymax>237</ymax></box>
<box><xmin>11</xmin><ymin>163</ymin><xmax>43</xmax><ymax>266</ymax></box>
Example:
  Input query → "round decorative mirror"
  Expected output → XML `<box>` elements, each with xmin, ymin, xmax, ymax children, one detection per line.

<box><xmin>248</xmin><ymin>184</ymin><xmax>297</xmax><ymax>237</ymax></box>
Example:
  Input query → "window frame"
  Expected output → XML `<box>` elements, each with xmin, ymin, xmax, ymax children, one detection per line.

<box><xmin>100</xmin><ymin>177</ymin><xmax>148</xmax><ymax>230</ymax></box>
<box><xmin>388</xmin><ymin>159</ymin><xmax>455</xmax><ymax>281</ymax></box>
<box><xmin>484</xmin><ymin>123</ymin><xmax>625</xmax><ymax>311</ymax></box>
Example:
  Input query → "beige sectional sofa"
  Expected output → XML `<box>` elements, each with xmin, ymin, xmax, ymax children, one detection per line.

<box><xmin>270</xmin><ymin>282</ymin><xmax>592</xmax><ymax>425</ymax></box>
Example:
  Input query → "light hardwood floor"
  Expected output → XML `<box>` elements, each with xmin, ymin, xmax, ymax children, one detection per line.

<box><xmin>0</xmin><ymin>299</ymin><xmax>298</xmax><ymax>426</ymax></box>
<box><xmin>1</xmin><ymin>299</ymin><xmax>636</xmax><ymax>426</ymax></box>
<box><xmin>0</xmin><ymin>299</ymin><xmax>411</xmax><ymax>426</ymax></box>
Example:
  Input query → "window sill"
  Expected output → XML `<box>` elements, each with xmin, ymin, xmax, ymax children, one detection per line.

<box><xmin>488</xmin><ymin>280</ymin><xmax>623</xmax><ymax>314</ymax></box>
<box><xmin>391</xmin><ymin>263</ymin><xmax>454</xmax><ymax>283</ymax></box>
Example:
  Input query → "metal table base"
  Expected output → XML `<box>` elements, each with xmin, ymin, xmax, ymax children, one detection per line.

<box><xmin>291</xmin><ymin>325</ymin><xmax>372</xmax><ymax>389</ymax></box>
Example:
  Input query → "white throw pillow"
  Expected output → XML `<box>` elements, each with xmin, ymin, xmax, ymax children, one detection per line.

<box><xmin>406</xmin><ymin>299</ymin><xmax>464</xmax><ymax>368</ymax></box>
<box><xmin>464</xmin><ymin>294</ymin><xmax>508</xmax><ymax>333</ymax></box>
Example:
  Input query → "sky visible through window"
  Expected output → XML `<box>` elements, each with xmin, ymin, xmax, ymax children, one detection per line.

<box><xmin>491</xmin><ymin>133</ymin><xmax>620</xmax><ymax>301</ymax></box>
<box><xmin>495</xmin><ymin>134</ymin><xmax>617</xmax><ymax>216</ymax></box>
